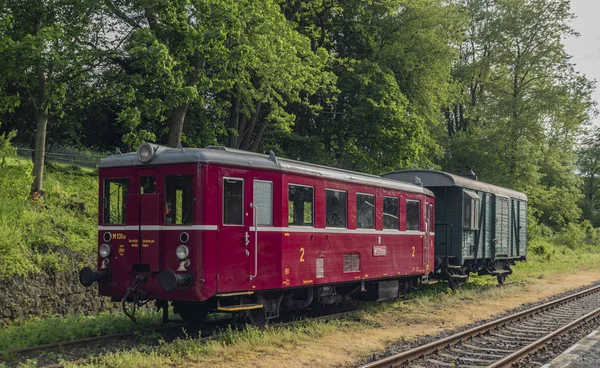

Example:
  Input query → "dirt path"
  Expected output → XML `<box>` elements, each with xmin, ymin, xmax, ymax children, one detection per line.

<box><xmin>196</xmin><ymin>270</ymin><xmax>600</xmax><ymax>368</ymax></box>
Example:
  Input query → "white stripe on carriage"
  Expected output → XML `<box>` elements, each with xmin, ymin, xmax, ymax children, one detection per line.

<box><xmin>98</xmin><ymin>225</ymin><xmax>218</xmax><ymax>231</ymax></box>
<box><xmin>249</xmin><ymin>227</ymin><xmax>433</xmax><ymax>236</ymax></box>
<box><xmin>98</xmin><ymin>225</ymin><xmax>433</xmax><ymax>236</ymax></box>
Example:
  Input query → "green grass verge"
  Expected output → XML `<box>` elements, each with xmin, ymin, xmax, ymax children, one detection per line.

<box><xmin>0</xmin><ymin>309</ymin><xmax>167</xmax><ymax>356</ymax></box>
<box><xmin>1</xmin><ymin>242</ymin><xmax>597</xmax><ymax>368</ymax></box>
<box><xmin>0</xmin><ymin>157</ymin><xmax>98</xmax><ymax>279</ymax></box>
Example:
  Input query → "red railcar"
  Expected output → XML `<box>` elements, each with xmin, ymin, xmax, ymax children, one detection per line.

<box><xmin>80</xmin><ymin>144</ymin><xmax>435</xmax><ymax>324</ymax></box>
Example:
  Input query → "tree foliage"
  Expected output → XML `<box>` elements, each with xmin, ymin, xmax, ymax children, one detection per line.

<box><xmin>0</xmin><ymin>0</ymin><xmax>597</xmax><ymax>232</ymax></box>
<box><xmin>0</xmin><ymin>0</ymin><xmax>102</xmax><ymax>192</ymax></box>
<box><xmin>442</xmin><ymin>0</ymin><xmax>595</xmax><ymax>230</ymax></box>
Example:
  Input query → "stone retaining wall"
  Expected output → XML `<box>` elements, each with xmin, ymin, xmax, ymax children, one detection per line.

<box><xmin>0</xmin><ymin>267</ymin><xmax>120</xmax><ymax>327</ymax></box>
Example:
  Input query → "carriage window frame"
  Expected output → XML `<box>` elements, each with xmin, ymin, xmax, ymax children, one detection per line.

<box><xmin>223</xmin><ymin>177</ymin><xmax>244</xmax><ymax>226</ymax></box>
<box><xmin>406</xmin><ymin>199</ymin><xmax>421</xmax><ymax>231</ymax></box>
<box><xmin>288</xmin><ymin>184</ymin><xmax>314</xmax><ymax>227</ymax></box>
<box><xmin>165</xmin><ymin>174</ymin><xmax>194</xmax><ymax>225</ymax></box>
<box><xmin>356</xmin><ymin>193</ymin><xmax>375</xmax><ymax>229</ymax></box>
<box><xmin>326</xmin><ymin>189</ymin><xmax>348</xmax><ymax>228</ymax></box>
<box><xmin>383</xmin><ymin>196</ymin><xmax>400</xmax><ymax>230</ymax></box>
<box><xmin>464</xmin><ymin>190</ymin><xmax>481</xmax><ymax>230</ymax></box>
<box><xmin>103</xmin><ymin>178</ymin><xmax>129</xmax><ymax>225</ymax></box>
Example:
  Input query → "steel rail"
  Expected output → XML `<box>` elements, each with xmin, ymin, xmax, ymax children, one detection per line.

<box><xmin>487</xmin><ymin>305</ymin><xmax>600</xmax><ymax>367</ymax></box>
<box><xmin>21</xmin><ymin>309</ymin><xmax>359</xmax><ymax>368</ymax></box>
<box><xmin>360</xmin><ymin>283</ymin><xmax>600</xmax><ymax>368</ymax></box>
<box><xmin>7</xmin><ymin>322</ymin><xmax>187</xmax><ymax>355</ymax></box>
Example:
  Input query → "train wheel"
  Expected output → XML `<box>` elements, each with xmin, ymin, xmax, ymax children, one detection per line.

<box><xmin>248</xmin><ymin>308</ymin><xmax>268</xmax><ymax>327</ymax></box>
<box><xmin>497</xmin><ymin>274</ymin><xmax>507</xmax><ymax>285</ymax></box>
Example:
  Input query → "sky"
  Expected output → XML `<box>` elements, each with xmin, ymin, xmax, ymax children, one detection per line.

<box><xmin>565</xmin><ymin>0</ymin><xmax>600</xmax><ymax>126</ymax></box>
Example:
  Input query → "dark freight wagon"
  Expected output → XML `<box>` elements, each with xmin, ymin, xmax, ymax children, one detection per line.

<box><xmin>382</xmin><ymin>170</ymin><xmax>527</xmax><ymax>287</ymax></box>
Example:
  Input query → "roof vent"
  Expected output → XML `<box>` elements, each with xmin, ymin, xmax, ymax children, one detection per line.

<box><xmin>269</xmin><ymin>150</ymin><xmax>279</xmax><ymax>165</ymax></box>
<box><xmin>465</xmin><ymin>166</ymin><xmax>477</xmax><ymax>181</ymax></box>
<box><xmin>414</xmin><ymin>176</ymin><xmax>423</xmax><ymax>187</ymax></box>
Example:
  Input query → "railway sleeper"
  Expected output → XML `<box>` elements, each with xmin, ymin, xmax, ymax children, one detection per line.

<box><xmin>449</xmin><ymin>348</ymin><xmax>505</xmax><ymax>358</ymax></box>
<box><xmin>480</xmin><ymin>335</ymin><xmax>525</xmax><ymax>346</ymax></box>
<box><xmin>461</xmin><ymin>343</ymin><xmax>514</xmax><ymax>353</ymax></box>
<box><xmin>505</xmin><ymin>326</ymin><xmax>551</xmax><ymax>334</ymax></box>
<box><xmin>425</xmin><ymin>358</ymin><xmax>480</xmax><ymax>368</ymax></box>
<box><xmin>438</xmin><ymin>352</ymin><xmax>496</xmax><ymax>363</ymax></box>
<box><xmin>488</xmin><ymin>331</ymin><xmax>538</xmax><ymax>341</ymax></box>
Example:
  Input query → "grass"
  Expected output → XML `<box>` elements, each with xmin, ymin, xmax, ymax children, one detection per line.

<box><xmin>0</xmin><ymin>156</ymin><xmax>98</xmax><ymax>279</ymax></box>
<box><xmin>79</xmin><ymin>247</ymin><xmax>600</xmax><ymax>367</ymax></box>
<box><xmin>1</xmin><ymin>242</ymin><xmax>594</xmax><ymax>367</ymax></box>
<box><xmin>2</xmin><ymin>152</ymin><xmax>600</xmax><ymax>366</ymax></box>
<box><xmin>0</xmin><ymin>309</ymin><xmax>168</xmax><ymax>357</ymax></box>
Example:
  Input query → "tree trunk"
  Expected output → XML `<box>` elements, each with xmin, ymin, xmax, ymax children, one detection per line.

<box><xmin>250</xmin><ymin>121</ymin><xmax>269</xmax><ymax>152</ymax></box>
<box><xmin>228</xmin><ymin>88</ymin><xmax>241</xmax><ymax>148</ymax></box>
<box><xmin>239</xmin><ymin>102</ymin><xmax>262</xmax><ymax>151</ymax></box>
<box><xmin>166</xmin><ymin>104</ymin><xmax>189</xmax><ymax>148</ymax></box>
<box><xmin>32</xmin><ymin>106</ymin><xmax>48</xmax><ymax>193</ymax></box>
<box><xmin>165</xmin><ymin>57</ymin><xmax>205</xmax><ymax>148</ymax></box>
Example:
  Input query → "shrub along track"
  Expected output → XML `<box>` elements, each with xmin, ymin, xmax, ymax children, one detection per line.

<box><xmin>360</xmin><ymin>284</ymin><xmax>600</xmax><ymax>368</ymax></box>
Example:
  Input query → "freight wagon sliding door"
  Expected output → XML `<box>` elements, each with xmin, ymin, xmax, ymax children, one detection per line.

<box><xmin>495</xmin><ymin>195</ymin><xmax>510</xmax><ymax>257</ymax></box>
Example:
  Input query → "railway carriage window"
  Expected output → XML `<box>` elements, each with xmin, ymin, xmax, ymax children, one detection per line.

<box><xmin>426</xmin><ymin>203</ymin><xmax>430</xmax><ymax>232</ymax></box>
<box><xmin>103</xmin><ymin>179</ymin><xmax>129</xmax><ymax>224</ymax></box>
<box><xmin>429</xmin><ymin>203</ymin><xmax>434</xmax><ymax>232</ymax></box>
<box><xmin>383</xmin><ymin>197</ymin><xmax>399</xmax><ymax>229</ymax></box>
<box><xmin>464</xmin><ymin>190</ymin><xmax>481</xmax><ymax>230</ymax></box>
<box><xmin>140</xmin><ymin>176</ymin><xmax>156</xmax><ymax>194</ymax></box>
<box><xmin>356</xmin><ymin>194</ymin><xmax>375</xmax><ymax>229</ymax></box>
<box><xmin>406</xmin><ymin>200</ymin><xmax>421</xmax><ymax>231</ymax></box>
<box><xmin>165</xmin><ymin>175</ymin><xmax>193</xmax><ymax>225</ymax></box>
<box><xmin>224</xmin><ymin>179</ymin><xmax>244</xmax><ymax>225</ymax></box>
<box><xmin>253</xmin><ymin>181</ymin><xmax>273</xmax><ymax>226</ymax></box>
<box><xmin>326</xmin><ymin>189</ymin><xmax>347</xmax><ymax>228</ymax></box>
<box><xmin>288</xmin><ymin>185</ymin><xmax>314</xmax><ymax>226</ymax></box>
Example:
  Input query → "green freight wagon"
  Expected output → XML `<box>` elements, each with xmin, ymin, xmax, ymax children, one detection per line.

<box><xmin>381</xmin><ymin>169</ymin><xmax>527</xmax><ymax>287</ymax></box>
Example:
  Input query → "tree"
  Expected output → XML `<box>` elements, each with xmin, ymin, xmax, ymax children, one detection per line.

<box><xmin>102</xmin><ymin>0</ymin><xmax>333</xmax><ymax>151</ymax></box>
<box><xmin>271</xmin><ymin>0</ymin><xmax>461</xmax><ymax>173</ymax></box>
<box><xmin>578</xmin><ymin>127</ymin><xmax>600</xmax><ymax>225</ymax></box>
<box><xmin>442</xmin><ymin>0</ymin><xmax>595</xmax><ymax>230</ymax></box>
<box><xmin>0</xmin><ymin>0</ymin><xmax>101</xmax><ymax>193</ymax></box>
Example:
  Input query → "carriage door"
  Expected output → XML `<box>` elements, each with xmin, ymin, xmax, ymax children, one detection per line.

<box><xmin>135</xmin><ymin>169</ymin><xmax>161</xmax><ymax>272</ymax></box>
<box><xmin>217</xmin><ymin>171</ymin><xmax>252</xmax><ymax>292</ymax></box>
<box><xmin>424</xmin><ymin>202</ymin><xmax>433</xmax><ymax>272</ymax></box>
<box><xmin>495</xmin><ymin>195</ymin><xmax>510</xmax><ymax>257</ymax></box>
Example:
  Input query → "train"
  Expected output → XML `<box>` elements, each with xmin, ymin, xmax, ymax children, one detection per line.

<box><xmin>79</xmin><ymin>143</ymin><xmax>527</xmax><ymax>324</ymax></box>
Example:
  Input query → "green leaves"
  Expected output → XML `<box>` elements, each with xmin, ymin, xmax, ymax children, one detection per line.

<box><xmin>442</xmin><ymin>0</ymin><xmax>595</xmax><ymax>231</ymax></box>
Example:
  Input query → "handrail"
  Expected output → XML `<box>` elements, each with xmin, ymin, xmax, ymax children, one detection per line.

<box><xmin>250</xmin><ymin>203</ymin><xmax>258</xmax><ymax>280</ymax></box>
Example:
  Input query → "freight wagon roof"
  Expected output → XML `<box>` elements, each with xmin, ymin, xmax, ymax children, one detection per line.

<box><xmin>100</xmin><ymin>145</ymin><xmax>434</xmax><ymax>196</ymax></box>
<box><xmin>382</xmin><ymin>170</ymin><xmax>527</xmax><ymax>201</ymax></box>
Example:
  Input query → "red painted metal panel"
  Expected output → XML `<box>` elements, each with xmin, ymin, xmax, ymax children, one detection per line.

<box><xmin>97</xmin><ymin>158</ymin><xmax>437</xmax><ymax>304</ymax></box>
<box><xmin>140</xmin><ymin>193</ymin><xmax>160</xmax><ymax>271</ymax></box>
<box><xmin>215</xmin><ymin>167</ymin><xmax>251</xmax><ymax>292</ymax></box>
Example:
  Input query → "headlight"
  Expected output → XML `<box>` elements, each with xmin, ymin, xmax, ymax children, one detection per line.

<box><xmin>137</xmin><ymin>142</ymin><xmax>155</xmax><ymax>163</ymax></box>
<box><xmin>99</xmin><ymin>244</ymin><xmax>111</xmax><ymax>258</ymax></box>
<box><xmin>103</xmin><ymin>232</ymin><xmax>112</xmax><ymax>242</ymax></box>
<box><xmin>176</xmin><ymin>245</ymin><xmax>189</xmax><ymax>260</ymax></box>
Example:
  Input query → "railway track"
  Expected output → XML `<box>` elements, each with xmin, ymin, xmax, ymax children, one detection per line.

<box><xmin>360</xmin><ymin>284</ymin><xmax>600</xmax><ymax>368</ymax></box>
<box><xmin>4</xmin><ymin>308</ymin><xmax>358</xmax><ymax>368</ymax></box>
